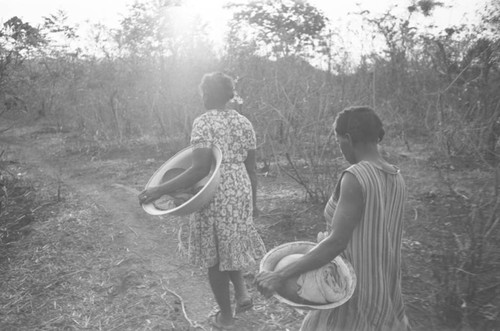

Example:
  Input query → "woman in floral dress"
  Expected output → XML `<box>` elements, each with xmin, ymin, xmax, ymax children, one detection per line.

<box><xmin>139</xmin><ymin>72</ymin><xmax>266</xmax><ymax>329</ymax></box>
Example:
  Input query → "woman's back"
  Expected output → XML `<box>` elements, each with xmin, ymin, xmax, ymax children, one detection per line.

<box><xmin>188</xmin><ymin>108</ymin><xmax>266</xmax><ymax>271</ymax></box>
<box><xmin>191</xmin><ymin>109</ymin><xmax>255</xmax><ymax>164</ymax></box>
<box><xmin>303</xmin><ymin>160</ymin><xmax>409</xmax><ymax>331</ymax></box>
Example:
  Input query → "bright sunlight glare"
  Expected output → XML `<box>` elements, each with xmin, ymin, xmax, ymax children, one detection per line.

<box><xmin>0</xmin><ymin>0</ymin><xmax>487</xmax><ymax>55</ymax></box>
<box><xmin>167</xmin><ymin>0</ymin><xmax>231</xmax><ymax>46</ymax></box>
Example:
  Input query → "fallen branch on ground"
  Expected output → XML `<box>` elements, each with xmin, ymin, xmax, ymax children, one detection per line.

<box><xmin>0</xmin><ymin>124</ymin><xmax>15</xmax><ymax>134</ymax></box>
<box><xmin>160</xmin><ymin>278</ymin><xmax>207</xmax><ymax>331</ymax></box>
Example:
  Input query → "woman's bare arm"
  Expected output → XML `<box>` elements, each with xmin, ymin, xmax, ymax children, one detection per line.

<box><xmin>139</xmin><ymin>148</ymin><xmax>212</xmax><ymax>204</ymax></box>
<box><xmin>256</xmin><ymin>172</ymin><xmax>364</xmax><ymax>297</ymax></box>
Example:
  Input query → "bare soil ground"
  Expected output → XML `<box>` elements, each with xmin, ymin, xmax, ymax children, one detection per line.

<box><xmin>0</xmin><ymin>120</ymin><xmax>315</xmax><ymax>331</ymax></box>
<box><xmin>1</xmin><ymin>119</ymin><xmax>498</xmax><ymax>331</ymax></box>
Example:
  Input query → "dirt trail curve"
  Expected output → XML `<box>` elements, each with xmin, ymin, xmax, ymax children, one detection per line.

<box><xmin>2</xmin><ymin>122</ymin><xmax>309</xmax><ymax>330</ymax></box>
<box><xmin>3</xmin><ymin>124</ymin><xmax>216</xmax><ymax>328</ymax></box>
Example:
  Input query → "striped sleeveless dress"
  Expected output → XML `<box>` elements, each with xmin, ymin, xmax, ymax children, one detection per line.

<box><xmin>301</xmin><ymin>161</ymin><xmax>410</xmax><ymax>331</ymax></box>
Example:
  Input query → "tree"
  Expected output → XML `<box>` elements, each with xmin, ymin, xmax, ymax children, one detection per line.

<box><xmin>471</xmin><ymin>0</ymin><xmax>500</xmax><ymax>163</ymax></box>
<box><xmin>40</xmin><ymin>10</ymin><xmax>79</xmax><ymax>56</ymax></box>
<box><xmin>0</xmin><ymin>17</ymin><xmax>45</xmax><ymax>117</ymax></box>
<box><xmin>421</xmin><ymin>0</ymin><xmax>500</xmax><ymax>163</ymax></box>
<box><xmin>226</xmin><ymin>0</ymin><xmax>328</xmax><ymax>59</ymax></box>
<box><xmin>114</xmin><ymin>0</ymin><xmax>183</xmax><ymax>58</ymax></box>
<box><xmin>361</xmin><ymin>1</ymin><xmax>444</xmax><ymax>89</ymax></box>
<box><xmin>482</xmin><ymin>0</ymin><xmax>500</xmax><ymax>36</ymax></box>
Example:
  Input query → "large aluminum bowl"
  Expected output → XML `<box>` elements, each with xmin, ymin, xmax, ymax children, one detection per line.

<box><xmin>259</xmin><ymin>241</ymin><xmax>356</xmax><ymax>310</ymax></box>
<box><xmin>142</xmin><ymin>145</ymin><xmax>222</xmax><ymax>216</ymax></box>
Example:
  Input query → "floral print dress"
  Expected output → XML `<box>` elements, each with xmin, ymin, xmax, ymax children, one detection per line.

<box><xmin>187</xmin><ymin>109</ymin><xmax>266</xmax><ymax>271</ymax></box>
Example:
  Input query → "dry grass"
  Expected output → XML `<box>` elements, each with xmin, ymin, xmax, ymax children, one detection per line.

<box><xmin>0</xmin><ymin>175</ymin><xmax>189</xmax><ymax>330</ymax></box>
<box><xmin>0</xmin><ymin>130</ymin><xmax>309</xmax><ymax>331</ymax></box>
<box><xmin>2</xmin><ymin>127</ymin><xmax>498</xmax><ymax>331</ymax></box>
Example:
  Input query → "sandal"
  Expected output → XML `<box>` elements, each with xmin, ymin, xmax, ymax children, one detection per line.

<box><xmin>235</xmin><ymin>298</ymin><xmax>253</xmax><ymax>314</ymax></box>
<box><xmin>210</xmin><ymin>311</ymin><xmax>236</xmax><ymax>330</ymax></box>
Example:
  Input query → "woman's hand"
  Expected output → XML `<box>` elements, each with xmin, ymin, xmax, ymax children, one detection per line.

<box><xmin>317</xmin><ymin>231</ymin><xmax>329</xmax><ymax>243</ymax></box>
<box><xmin>138</xmin><ymin>187</ymin><xmax>163</xmax><ymax>205</ymax></box>
<box><xmin>255</xmin><ymin>271</ymin><xmax>285</xmax><ymax>299</ymax></box>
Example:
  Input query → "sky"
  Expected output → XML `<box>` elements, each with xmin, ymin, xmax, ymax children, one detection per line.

<box><xmin>0</xmin><ymin>0</ymin><xmax>486</xmax><ymax>30</ymax></box>
<box><xmin>0</xmin><ymin>0</ymin><xmax>488</xmax><ymax>56</ymax></box>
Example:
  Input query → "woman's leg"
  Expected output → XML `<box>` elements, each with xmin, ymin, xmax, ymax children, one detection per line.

<box><xmin>228</xmin><ymin>270</ymin><xmax>251</xmax><ymax>306</ymax></box>
<box><xmin>208</xmin><ymin>264</ymin><xmax>234</xmax><ymax>325</ymax></box>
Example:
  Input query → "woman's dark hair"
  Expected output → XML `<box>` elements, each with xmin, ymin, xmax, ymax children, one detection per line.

<box><xmin>199</xmin><ymin>72</ymin><xmax>235</xmax><ymax>110</ymax></box>
<box><xmin>334</xmin><ymin>106</ymin><xmax>385</xmax><ymax>143</ymax></box>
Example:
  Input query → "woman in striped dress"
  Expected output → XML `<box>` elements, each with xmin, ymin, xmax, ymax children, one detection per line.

<box><xmin>256</xmin><ymin>106</ymin><xmax>410</xmax><ymax>331</ymax></box>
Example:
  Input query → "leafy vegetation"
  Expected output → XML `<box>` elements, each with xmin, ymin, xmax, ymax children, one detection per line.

<box><xmin>1</xmin><ymin>0</ymin><xmax>499</xmax><ymax>329</ymax></box>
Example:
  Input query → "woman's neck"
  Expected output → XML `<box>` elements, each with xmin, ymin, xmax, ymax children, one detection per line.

<box><xmin>354</xmin><ymin>144</ymin><xmax>387</xmax><ymax>165</ymax></box>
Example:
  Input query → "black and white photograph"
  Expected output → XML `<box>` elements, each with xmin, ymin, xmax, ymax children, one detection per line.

<box><xmin>0</xmin><ymin>0</ymin><xmax>497</xmax><ymax>330</ymax></box>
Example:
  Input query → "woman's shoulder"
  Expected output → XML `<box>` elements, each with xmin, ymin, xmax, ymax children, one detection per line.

<box><xmin>342</xmin><ymin>162</ymin><xmax>377</xmax><ymax>187</ymax></box>
<box><xmin>229</xmin><ymin>109</ymin><xmax>248</xmax><ymax>119</ymax></box>
<box><xmin>194</xmin><ymin>111</ymin><xmax>207</xmax><ymax>121</ymax></box>
<box><xmin>349</xmin><ymin>160</ymin><xmax>399</xmax><ymax>175</ymax></box>
<box><xmin>230</xmin><ymin>110</ymin><xmax>253</xmax><ymax>126</ymax></box>
<box><xmin>345</xmin><ymin>161</ymin><xmax>370</xmax><ymax>174</ymax></box>
<box><xmin>193</xmin><ymin>111</ymin><xmax>216</xmax><ymax>123</ymax></box>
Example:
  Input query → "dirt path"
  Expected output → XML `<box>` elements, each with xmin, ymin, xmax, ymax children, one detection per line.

<box><xmin>6</xmin><ymin>121</ymin><xmax>486</xmax><ymax>331</ymax></box>
<box><xmin>5</xmin><ymin>120</ymin><xmax>498</xmax><ymax>330</ymax></box>
<box><xmin>1</xmin><ymin>121</ymin><xmax>308</xmax><ymax>330</ymax></box>
<box><xmin>13</xmin><ymin>126</ymin><xmax>216</xmax><ymax>322</ymax></box>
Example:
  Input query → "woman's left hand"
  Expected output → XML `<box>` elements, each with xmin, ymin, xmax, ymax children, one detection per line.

<box><xmin>138</xmin><ymin>187</ymin><xmax>162</xmax><ymax>205</ymax></box>
<box><xmin>255</xmin><ymin>271</ymin><xmax>285</xmax><ymax>298</ymax></box>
